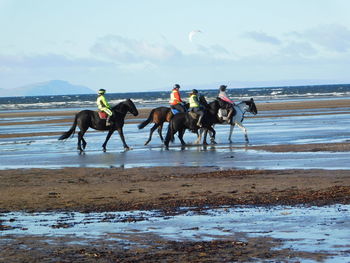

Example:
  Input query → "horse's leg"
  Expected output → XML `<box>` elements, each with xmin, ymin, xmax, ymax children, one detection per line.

<box><xmin>158</xmin><ymin>123</ymin><xmax>164</xmax><ymax>142</ymax></box>
<box><xmin>81</xmin><ymin>137</ymin><xmax>87</xmax><ymax>150</ymax></box>
<box><xmin>178</xmin><ymin>128</ymin><xmax>186</xmax><ymax>146</ymax></box>
<box><xmin>194</xmin><ymin>128</ymin><xmax>202</xmax><ymax>144</ymax></box>
<box><xmin>117</xmin><ymin>128</ymin><xmax>130</xmax><ymax>150</ymax></box>
<box><xmin>208</xmin><ymin>127</ymin><xmax>216</xmax><ymax>144</ymax></box>
<box><xmin>102</xmin><ymin>130</ymin><xmax>114</xmax><ymax>152</ymax></box>
<box><xmin>236</xmin><ymin>122</ymin><xmax>249</xmax><ymax>144</ymax></box>
<box><xmin>228</xmin><ymin>123</ymin><xmax>236</xmax><ymax>143</ymax></box>
<box><xmin>77</xmin><ymin>130</ymin><xmax>86</xmax><ymax>152</ymax></box>
<box><xmin>203</xmin><ymin>129</ymin><xmax>208</xmax><ymax>145</ymax></box>
<box><xmin>208</xmin><ymin>125</ymin><xmax>216</xmax><ymax>144</ymax></box>
<box><xmin>145</xmin><ymin>123</ymin><xmax>159</xmax><ymax>146</ymax></box>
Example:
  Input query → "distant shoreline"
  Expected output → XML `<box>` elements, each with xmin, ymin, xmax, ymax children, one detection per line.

<box><xmin>1</xmin><ymin>98</ymin><xmax>350</xmax><ymax>118</ymax></box>
<box><xmin>2</xmin><ymin>82</ymin><xmax>350</xmax><ymax>98</ymax></box>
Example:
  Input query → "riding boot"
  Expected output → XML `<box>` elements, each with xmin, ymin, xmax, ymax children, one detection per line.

<box><xmin>106</xmin><ymin>116</ymin><xmax>111</xmax><ymax>126</ymax></box>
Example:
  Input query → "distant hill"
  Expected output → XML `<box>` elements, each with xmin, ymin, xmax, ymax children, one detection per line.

<box><xmin>2</xmin><ymin>80</ymin><xmax>95</xmax><ymax>97</ymax></box>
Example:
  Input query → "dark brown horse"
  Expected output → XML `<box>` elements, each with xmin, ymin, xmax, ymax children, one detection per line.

<box><xmin>138</xmin><ymin>107</ymin><xmax>173</xmax><ymax>145</ymax></box>
<box><xmin>58</xmin><ymin>99</ymin><xmax>138</xmax><ymax>153</ymax></box>
<box><xmin>164</xmin><ymin>99</ymin><xmax>231</xmax><ymax>149</ymax></box>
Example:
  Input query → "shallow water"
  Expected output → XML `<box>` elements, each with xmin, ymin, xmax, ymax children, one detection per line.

<box><xmin>0</xmin><ymin>109</ymin><xmax>350</xmax><ymax>170</ymax></box>
<box><xmin>1</xmin><ymin>205</ymin><xmax>350</xmax><ymax>262</ymax></box>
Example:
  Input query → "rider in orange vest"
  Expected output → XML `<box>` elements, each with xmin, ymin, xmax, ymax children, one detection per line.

<box><xmin>169</xmin><ymin>84</ymin><xmax>186</xmax><ymax>113</ymax></box>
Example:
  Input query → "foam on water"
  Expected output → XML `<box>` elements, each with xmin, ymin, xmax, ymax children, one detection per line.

<box><xmin>1</xmin><ymin>84</ymin><xmax>350</xmax><ymax>110</ymax></box>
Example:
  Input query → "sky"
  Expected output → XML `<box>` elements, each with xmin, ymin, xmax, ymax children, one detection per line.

<box><xmin>1</xmin><ymin>0</ymin><xmax>350</xmax><ymax>93</ymax></box>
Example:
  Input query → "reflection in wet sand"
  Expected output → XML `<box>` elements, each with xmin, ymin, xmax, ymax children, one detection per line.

<box><xmin>2</xmin><ymin>205</ymin><xmax>350</xmax><ymax>261</ymax></box>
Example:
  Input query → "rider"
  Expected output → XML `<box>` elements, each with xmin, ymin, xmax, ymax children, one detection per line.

<box><xmin>96</xmin><ymin>89</ymin><xmax>113</xmax><ymax>126</ymax></box>
<box><xmin>217</xmin><ymin>85</ymin><xmax>235</xmax><ymax>122</ymax></box>
<box><xmin>169</xmin><ymin>84</ymin><xmax>186</xmax><ymax>113</ymax></box>
<box><xmin>189</xmin><ymin>89</ymin><xmax>205</xmax><ymax>127</ymax></box>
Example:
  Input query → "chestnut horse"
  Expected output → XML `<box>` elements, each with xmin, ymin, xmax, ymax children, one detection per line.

<box><xmin>138</xmin><ymin>107</ymin><xmax>173</xmax><ymax>145</ymax></box>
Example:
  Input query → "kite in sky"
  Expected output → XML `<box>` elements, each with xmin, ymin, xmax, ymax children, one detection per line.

<box><xmin>188</xmin><ymin>30</ymin><xmax>202</xmax><ymax>42</ymax></box>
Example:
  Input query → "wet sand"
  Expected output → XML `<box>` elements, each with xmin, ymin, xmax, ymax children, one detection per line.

<box><xmin>2</xmin><ymin>167</ymin><xmax>350</xmax><ymax>262</ymax></box>
<box><xmin>1</xmin><ymin>167</ymin><xmax>350</xmax><ymax>262</ymax></box>
<box><xmin>1</xmin><ymin>167</ymin><xmax>350</xmax><ymax>213</ymax></box>
<box><xmin>1</xmin><ymin>99</ymin><xmax>350</xmax><ymax>262</ymax></box>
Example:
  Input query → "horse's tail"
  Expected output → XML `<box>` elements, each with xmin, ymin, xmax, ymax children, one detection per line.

<box><xmin>58</xmin><ymin>114</ymin><xmax>78</xmax><ymax>140</ymax></box>
<box><xmin>138</xmin><ymin>109</ymin><xmax>155</xmax><ymax>129</ymax></box>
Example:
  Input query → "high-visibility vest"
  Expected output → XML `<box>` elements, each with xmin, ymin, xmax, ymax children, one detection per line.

<box><xmin>189</xmin><ymin>94</ymin><xmax>199</xmax><ymax>108</ymax></box>
<box><xmin>169</xmin><ymin>89</ymin><xmax>181</xmax><ymax>105</ymax></box>
<box><xmin>97</xmin><ymin>95</ymin><xmax>111</xmax><ymax>110</ymax></box>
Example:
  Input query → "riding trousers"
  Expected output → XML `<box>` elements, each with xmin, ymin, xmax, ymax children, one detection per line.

<box><xmin>190</xmin><ymin>107</ymin><xmax>204</xmax><ymax>118</ymax></box>
<box><xmin>100</xmin><ymin>107</ymin><xmax>113</xmax><ymax>116</ymax></box>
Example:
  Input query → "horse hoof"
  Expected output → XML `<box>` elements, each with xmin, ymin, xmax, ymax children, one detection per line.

<box><xmin>124</xmin><ymin>147</ymin><xmax>130</xmax><ymax>151</ymax></box>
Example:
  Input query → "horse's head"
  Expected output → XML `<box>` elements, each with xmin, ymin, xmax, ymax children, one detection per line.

<box><xmin>243</xmin><ymin>98</ymin><xmax>258</xmax><ymax>115</ymax></box>
<box><xmin>111</xmin><ymin>99</ymin><xmax>139</xmax><ymax>116</ymax></box>
<box><xmin>125</xmin><ymin>98</ymin><xmax>139</xmax><ymax>116</ymax></box>
<box><xmin>199</xmin><ymin>94</ymin><xmax>209</xmax><ymax>108</ymax></box>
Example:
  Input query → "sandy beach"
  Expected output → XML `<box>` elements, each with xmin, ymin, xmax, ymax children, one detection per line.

<box><xmin>1</xmin><ymin>99</ymin><xmax>350</xmax><ymax>262</ymax></box>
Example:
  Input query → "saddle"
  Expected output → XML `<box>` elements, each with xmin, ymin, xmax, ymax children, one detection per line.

<box><xmin>98</xmin><ymin>111</ymin><xmax>108</xmax><ymax>119</ymax></box>
<box><xmin>170</xmin><ymin>108</ymin><xmax>180</xmax><ymax>115</ymax></box>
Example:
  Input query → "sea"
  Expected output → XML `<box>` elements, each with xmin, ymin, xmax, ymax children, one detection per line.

<box><xmin>1</xmin><ymin>83</ymin><xmax>350</xmax><ymax>111</ymax></box>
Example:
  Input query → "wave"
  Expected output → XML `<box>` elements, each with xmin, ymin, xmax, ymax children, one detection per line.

<box><xmin>1</xmin><ymin>84</ymin><xmax>350</xmax><ymax>111</ymax></box>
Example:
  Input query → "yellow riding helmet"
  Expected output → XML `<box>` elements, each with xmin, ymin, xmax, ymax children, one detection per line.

<box><xmin>98</xmin><ymin>89</ymin><xmax>106</xmax><ymax>95</ymax></box>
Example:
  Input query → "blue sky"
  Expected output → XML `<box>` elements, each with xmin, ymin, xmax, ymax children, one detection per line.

<box><xmin>1</xmin><ymin>0</ymin><xmax>350</xmax><ymax>93</ymax></box>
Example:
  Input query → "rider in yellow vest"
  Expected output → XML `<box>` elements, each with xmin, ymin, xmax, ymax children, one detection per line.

<box><xmin>97</xmin><ymin>89</ymin><xmax>113</xmax><ymax>126</ymax></box>
<box><xmin>189</xmin><ymin>89</ymin><xmax>204</xmax><ymax>127</ymax></box>
<box><xmin>169</xmin><ymin>84</ymin><xmax>186</xmax><ymax>113</ymax></box>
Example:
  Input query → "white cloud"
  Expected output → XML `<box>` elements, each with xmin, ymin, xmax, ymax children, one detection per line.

<box><xmin>90</xmin><ymin>35</ymin><xmax>181</xmax><ymax>63</ymax></box>
<box><xmin>291</xmin><ymin>24</ymin><xmax>350</xmax><ymax>53</ymax></box>
<box><xmin>243</xmin><ymin>31</ymin><xmax>281</xmax><ymax>45</ymax></box>
<box><xmin>279</xmin><ymin>41</ymin><xmax>318</xmax><ymax>57</ymax></box>
<box><xmin>196</xmin><ymin>44</ymin><xmax>230</xmax><ymax>56</ymax></box>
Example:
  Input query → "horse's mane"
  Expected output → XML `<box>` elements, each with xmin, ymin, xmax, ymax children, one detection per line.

<box><xmin>111</xmin><ymin>102</ymin><xmax>122</xmax><ymax>111</ymax></box>
<box><xmin>111</xmin><ymin>99</ymin><xmax>138</xmax><ymax>115</ymax></box>
<box><xmin>111</xmin><ymin>99</ymin><xmax>131</xmax><ymax>111</ymax></box>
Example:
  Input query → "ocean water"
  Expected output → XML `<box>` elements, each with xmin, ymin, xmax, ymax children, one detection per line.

<box><xmin>1</xmin><ymin>83</ymin><xmax>350</xmax><ymax>111</ymax></box>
